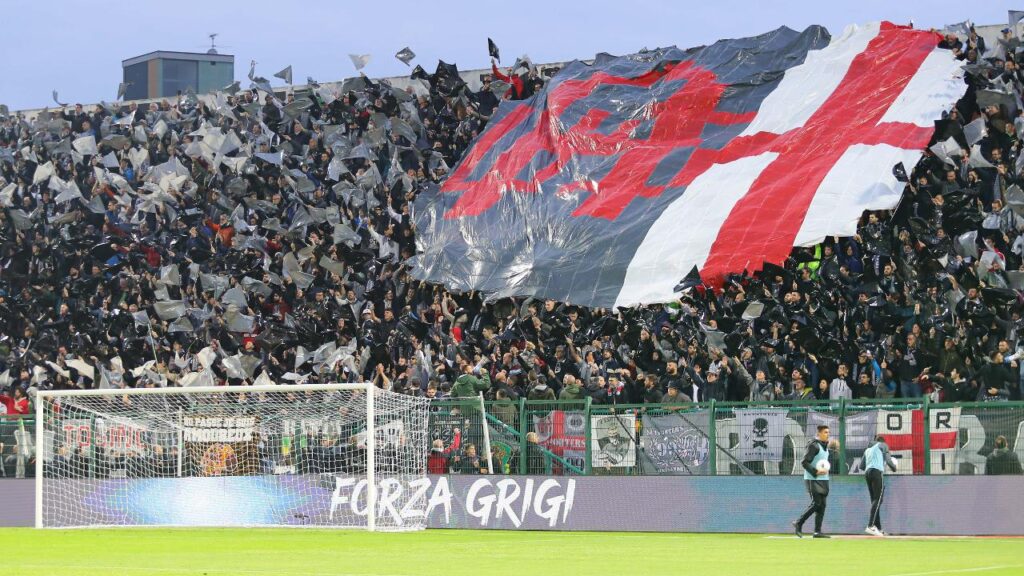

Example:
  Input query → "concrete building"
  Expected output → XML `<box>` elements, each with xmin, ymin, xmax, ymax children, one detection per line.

<box><xmin>121</xmin><ymin>51</ymin><xmax>234</xmax><ymax>100</ymax></box>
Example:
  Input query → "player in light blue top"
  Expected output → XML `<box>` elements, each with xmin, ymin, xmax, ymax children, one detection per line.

<box><xmin>863</xmin><ymin>434</ymin><xmax>898</xmax><ymax>536</ymax></box>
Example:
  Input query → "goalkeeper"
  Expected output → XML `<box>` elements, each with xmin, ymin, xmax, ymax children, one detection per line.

<box><xmin>793</xmin><ymin>425</ymin><xmax>838</xmax><ymax>538</ymax></box>
<box><xmin>863</xmin><ymin>434</ymin><xmax>898</xmax><ymax>536</ymax></box>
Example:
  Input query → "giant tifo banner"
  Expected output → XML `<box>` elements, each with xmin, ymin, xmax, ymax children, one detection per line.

<box><xmin>411</xmin><ymin>22</ymin><xmax>965</xmax><ymax>307</ymax></box>
<box><xmin>10</xmin><ymin>475</ymin><xmax>1024</xmax><ymax>535</ymax></box>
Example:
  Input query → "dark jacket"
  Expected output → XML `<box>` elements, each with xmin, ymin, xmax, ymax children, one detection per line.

<box><xmin>583</xmin><ymin>382</ymin><xmax>609</xmax><ymax>405</ymax></box>
<box><xmin>977</xmin><ymin>362</ymin><xmax>1014</xmax><ymax>393</ymax></box>
<box><xmin>527</xmin><ymin>383</ymin><xmax>556</xmax><ymax>400</ymax></box>
<box><xmin>985</xmin><ymin>448</ymin><xmax>1023</xmax><ymax>475</ymax></box>
<box><xmin>801</xmin><ymin>438</ymin><xmax>836</xmax><ymax>477</ymax></box>
<box><xmin>453</xmin><ymin>452</ymin><xmax>483</xmax><ymax>474</ymax></box>
<box><xmin>643</xmin><ymin>386</ymin><xmax>663</xmax><ymax>404</ymax></box>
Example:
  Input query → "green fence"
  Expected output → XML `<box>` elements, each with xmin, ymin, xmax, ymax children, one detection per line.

<box><xmin>429</xmin><ymin>399</ymin><xmax>1024</xmax><ymax>476</ymax></box>
<box><xmin>7</xmin><ymin>400</ymin><xmax>1024</xmax><ymax>479</ymax></box>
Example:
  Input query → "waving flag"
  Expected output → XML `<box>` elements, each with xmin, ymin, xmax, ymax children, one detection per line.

<box><xmin>411</xmin><ymin>23</ymin><xmax>965</xmax><ymax>308</ymax></box>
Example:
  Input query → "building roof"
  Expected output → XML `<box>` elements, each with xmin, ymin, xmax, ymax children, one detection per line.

<box><xmin>122</xmin><ymin>51</ymin><xmax>234</xmax><ymax>67</ymax></box>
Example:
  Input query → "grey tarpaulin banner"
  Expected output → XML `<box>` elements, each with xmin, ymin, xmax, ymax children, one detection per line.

<box><xmin>428</xmin><ymin>411</ymin><xmax>465</xmax><ymax>447</ymax></box>
<box><xmin>639</xmin><ymin>412</ymin><xmax>711</xmax><ymax>475</ymax></box>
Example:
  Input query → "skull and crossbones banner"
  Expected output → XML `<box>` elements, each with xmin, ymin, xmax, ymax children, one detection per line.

<box><xmin>735</xmin><ymin>409</ymin><xmax>786</xmax><ymax>462</ymax></box>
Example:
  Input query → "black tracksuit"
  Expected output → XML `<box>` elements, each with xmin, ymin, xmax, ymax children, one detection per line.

<box><xmin>865</xmin><ymin>440</ymin><xmax>898</xmax><ymax>531</ymax></box>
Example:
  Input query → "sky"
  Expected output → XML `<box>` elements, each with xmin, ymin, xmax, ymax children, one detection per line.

<box><xmin>0</xmin><ymin>0</ymin><xmax>1019</xmax><ymax>111</ymax></box>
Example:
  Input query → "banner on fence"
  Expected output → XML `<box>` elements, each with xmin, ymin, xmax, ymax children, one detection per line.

<box><xmin>430</xmin><ymin>410</ymin><xmax>466</xmax><ymax>442</ymax></box>
<box><xmin>806</xmin><ymin>409</ymin><xmax>878</xmax><ymax>472</ymax></box>
<box><xmin>640</xmin><ymin>412</ymin><xmax>711</xmax><ymax>475</ymax></box>
<box><xmin>182</xmin><ymin>414</ymin><xmax>260</xmax><ymax>476</ymax></box>
<box><xmin>873</xmin><ymin>406</ymin><xmax>962</xmax><ymax>475</ymax></box>
<box><xmin>353</xmin><ymin>419</ymin><xmax>406</xmax><ymax>449</ymax></box>
<box><xmin>57</xmin><ymin>417</ymin><xmax>172</xmax><ymax>458</ymax></box>
<box><xmin>533</xmin><ymin>411</ymin><xmax>586</xmax><ymax>472</ymax></box>
<box><xmin>877</xmin><ymin>409</ymin><xmax>922</xmax><ymax>474</ymax></box>
<box><xmin>928</xmin><ymin>406</ymin><xmax>961</xmax><ymax>475</ymax></box>
<box><xmin>590</xmin><ymin>414</ymin><xmax>636</xmax><ymax>468</ymax></box>
<box><xmin>485</xmin><ymin>416</ymin><xmax>520</xmax><ymax>474</ymax></box>
<box><xmin>735</xmin><ymin>409</ymin><xmax>786</xmax><ymax>462</ymax></box>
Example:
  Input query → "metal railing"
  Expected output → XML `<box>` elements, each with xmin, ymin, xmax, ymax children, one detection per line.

<box><xmin>433</xmin><ymin>398</ymin><xmax>1024</xmax><ymax>476</ymax></box>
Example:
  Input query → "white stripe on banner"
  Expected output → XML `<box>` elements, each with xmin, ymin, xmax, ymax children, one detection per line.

<box><xmin>877</xmin><ymin>48</ymin><xmax>965</xmax><ymax>127</ymax></box>
<box><xmin>738</xmin><ymin>22</ymin><xmax>880</xmax><ymax>138</ymax></box>
<box><xmin>793</xmin><ymin>144</ymin><xmax>922</xmax><ymax>246</ymax></box>
<box><xmin>614</xmin><ymin>152</ymin><xmax>778</xmax><ymax>308</ymax></box>
<box><xmin>794</xmin><ymin>44</ymin><xmax>962</xmax><ymax>247</ymax></box>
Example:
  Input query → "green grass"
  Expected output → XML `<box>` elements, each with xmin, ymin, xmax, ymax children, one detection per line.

<box><xmin>1</xmin><ymin>529</ymin><xmax>1022</xmax><ymax>576</ymax></box>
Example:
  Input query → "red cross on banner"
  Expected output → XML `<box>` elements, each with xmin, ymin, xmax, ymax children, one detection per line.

<box><xmin>878</xmin><ymin>409</ymin><xmax>959</xmax><ymax>474</ymax></box>
<box><xmin>672</xmin><ymin>22</ymin><xmax>938</xmax><ymax>283</ymax></box>
<box><xmin>411</xmin><ymin>22</ymin><xmax>967</xmax><ymax>309</ymax></box>
<box><xmin>442</xmin><ymin>61</ymin><xmax>754</xmax><ymax>219</ymax></box>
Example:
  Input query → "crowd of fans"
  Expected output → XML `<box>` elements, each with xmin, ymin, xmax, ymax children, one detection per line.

<box><xmin>0</xmin><ymin>26</ymin><xmax>1023</xmax><ymax>431</ymax></box>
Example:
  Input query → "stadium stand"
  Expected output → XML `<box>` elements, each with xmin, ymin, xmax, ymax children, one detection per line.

<box><xmin>0</xmin><ymin>22</ymin><xmax>1023</xmax><ymax>482</ymax></box>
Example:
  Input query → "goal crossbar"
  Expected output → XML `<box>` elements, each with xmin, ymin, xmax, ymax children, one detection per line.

<box><xmin>35</xmin><ymin>382</ymin><xmax>371</xmax><ymax>399</ymax></box>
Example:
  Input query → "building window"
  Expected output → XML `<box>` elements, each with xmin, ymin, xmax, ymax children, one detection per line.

<box><xmin>123</xmin><ymin>62</ymin><xmax>148</xmax><ymax>100</ymax></box>
<box><xmin>162</xmin><ymin>59</ymin><xmax>198</xmax><ymax>96</ymax></box>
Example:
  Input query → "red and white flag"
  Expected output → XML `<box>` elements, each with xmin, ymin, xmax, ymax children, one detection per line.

<box><xmin>877</xmin><ymin>407</ymin><xmax>960</xmax><ymax>475</ymax></box>
<box><xmin>413</xmin><ymin>22</ymin><xmax>966</xmax><ymax>308</ymax></box>
<box><xmin>617</xmin><ymin>22</ymin><xmax>964</xmax><ymax>306</ymax></box>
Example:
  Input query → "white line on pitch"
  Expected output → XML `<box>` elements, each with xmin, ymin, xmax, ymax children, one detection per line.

<box><xmin>763</xmin><ymin>535</ymin><xmax>976</xmax><ymax>541</ymax></box>
<box><xmin>10</xmin><ymin>565</ymin><xmax>415</xmax><ymax>576</ymax></box>
<box><xmin>886</xmin><ymin>565</ymin><xmax>1023</xmax><ymax>576</ymax></box>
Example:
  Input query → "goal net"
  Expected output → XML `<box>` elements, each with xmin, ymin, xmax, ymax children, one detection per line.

<box><xmin>36</xmin><ymin>384</ymin><xmax>430</xmax><ymax>531</ymax></box>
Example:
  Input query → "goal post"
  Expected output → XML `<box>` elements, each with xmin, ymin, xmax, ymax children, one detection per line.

<box><xmin>35</xmin><ymin>383</ymin><xmax>430</xmax><ymax>531</ymax></box>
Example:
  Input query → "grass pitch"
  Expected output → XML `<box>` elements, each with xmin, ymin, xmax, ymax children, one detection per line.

<box><xmin>1</xmin><ymin>528</ymin><xmax>1022</xmax><ymax>576</ymax></box>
